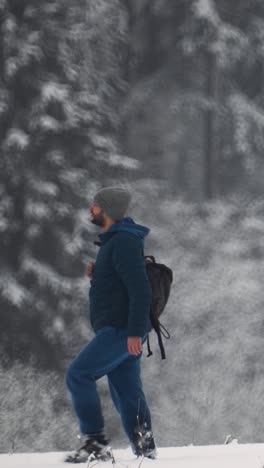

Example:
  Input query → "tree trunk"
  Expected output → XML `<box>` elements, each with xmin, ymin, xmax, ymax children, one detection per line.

<box><xmin>204</xmin><ymin>50</ymin><xmax>218</xmax><ymax>199</ymax></box>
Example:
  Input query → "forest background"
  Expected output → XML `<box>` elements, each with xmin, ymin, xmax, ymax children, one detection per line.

<box><xmin>1</xmin><ymin>0</ymin><xmax>264</xmax><ymax>453</ymax></box>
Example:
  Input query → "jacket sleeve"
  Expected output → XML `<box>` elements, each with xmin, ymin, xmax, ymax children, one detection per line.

<box><xmin>112</xmin><ymin>233</ymin><xmax>152</xmax><ymax>337</ymax></box>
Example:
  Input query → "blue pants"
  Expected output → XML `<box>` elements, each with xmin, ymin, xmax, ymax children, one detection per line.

<box><xmin>66</xmin><ymin>327</ymin><xmax>152</xmax><ymax>443</ymax></box>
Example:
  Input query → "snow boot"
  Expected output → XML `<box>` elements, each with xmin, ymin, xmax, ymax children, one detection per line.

<box><xmin>65</xmin><ymin>433</ymin><xmax>112</xmax><ymax>464</ymax></box>
<box><xmin>131</xmin><ymin>423</ymin><xmax>157</xmax><ymax>459</ymax></box>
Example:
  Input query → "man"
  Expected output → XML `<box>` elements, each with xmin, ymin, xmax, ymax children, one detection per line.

<box><xmin>65</xmin><ymin>187</ymin><xmax>156</xmax><ymax>463</ymax></box>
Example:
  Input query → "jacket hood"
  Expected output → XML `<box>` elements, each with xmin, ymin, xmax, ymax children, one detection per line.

<box><xmin>97</xmin><ymin>217</ymin><xmax>150</xmax><ymax>245</ymax></box>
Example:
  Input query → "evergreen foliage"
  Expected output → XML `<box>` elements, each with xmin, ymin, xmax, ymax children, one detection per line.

<box><xmin>123</xmin><ymin>0</ymin><xmax>264</xmax><ymax>196</ymax></box>
<box><xmin>0</xmin><ymin>0</ymin><xmax>131</xmax><ymax>368</ymax></box>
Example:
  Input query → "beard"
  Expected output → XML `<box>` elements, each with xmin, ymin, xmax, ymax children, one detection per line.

<box><xmin>90</xmin><ymin>212</ymin><xmax>106</xmax><ymax>227</ymax></box>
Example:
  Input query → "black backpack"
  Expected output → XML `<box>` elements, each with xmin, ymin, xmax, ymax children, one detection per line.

<box><xmin>144</xmin><ymin>255</ymin><xmax>173</xmax><ymax>359</ymax></box>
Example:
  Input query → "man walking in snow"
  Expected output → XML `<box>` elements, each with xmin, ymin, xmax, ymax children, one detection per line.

<box><xmin>65</xmin><ymin>187</ymin><xmax>156</xmax><ymax>463</ymax></box>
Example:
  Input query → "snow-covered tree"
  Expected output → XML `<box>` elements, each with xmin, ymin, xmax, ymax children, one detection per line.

<box><xmin>0</xmin><ymin>0</ymin><xmax>133</xmax><ymax>368</ymax></box>
<box><xmin>122</xmin><ymin>0</ymin><xmax>264</xmax><ymax>197</ymax></box>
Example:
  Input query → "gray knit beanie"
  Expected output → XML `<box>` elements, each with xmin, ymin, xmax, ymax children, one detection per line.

<box><xmin>93</xmin><ymin>187</ymin><xmax>131</xmax><ymax>221</ymax></box>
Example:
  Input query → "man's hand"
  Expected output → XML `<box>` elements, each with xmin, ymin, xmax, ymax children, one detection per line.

<box><xmin>87</xmin><ymin>261</ymin><xmax>95</xmax><ymax>279</ymax></box>
<box><xmin>127</xmin><ymin>336</ymin><xmax>142</xmax><ymax>355</ymax></box>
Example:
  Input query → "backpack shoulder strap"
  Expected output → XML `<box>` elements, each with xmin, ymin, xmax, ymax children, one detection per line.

<box><xmin>146</xmin><ymin>334</ymin><xmax>153</xmax><ymax>357</ymax></box>
<box><xmin>151</xmin><ymin>321</ymin><xmax>170</xmax><ymax>360</ymax></box>
<box><xmin>156</xmin><ymin>323</ymin><xmax>166</xmax><ymax>360</ymax></box>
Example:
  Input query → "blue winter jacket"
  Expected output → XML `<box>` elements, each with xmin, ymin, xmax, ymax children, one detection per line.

<box><xmin>89</xmin><ymin>217</ymin><xmax>152</xmax><ymax>337</ymax></box>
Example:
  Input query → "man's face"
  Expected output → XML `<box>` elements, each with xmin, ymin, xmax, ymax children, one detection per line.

<box><xmin>89</xmin><ymin>203</ymin><xmax>106</xmax><ymax>227</ymax></box>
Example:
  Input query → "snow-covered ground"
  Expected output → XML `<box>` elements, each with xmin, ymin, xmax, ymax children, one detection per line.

<box><xmin>2</xmin><ymin>444</ymin><xmax>264</xmax><ymax>468</ymax></box>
